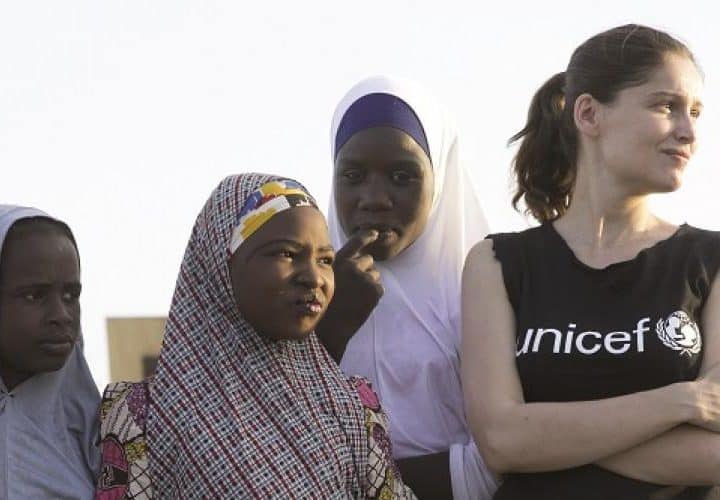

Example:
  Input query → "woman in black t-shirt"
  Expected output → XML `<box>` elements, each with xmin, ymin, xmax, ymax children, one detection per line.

<box><xmin>462</xmin><ymin>24</ymin><xmax>720</xmax><ymax>499</ymax></box>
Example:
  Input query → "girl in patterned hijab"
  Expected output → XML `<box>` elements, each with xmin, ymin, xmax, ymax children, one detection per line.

<box><xmin>96</xmin><ymin>174</ymin><xmax>415</xmax><ymax>499</ymax></box>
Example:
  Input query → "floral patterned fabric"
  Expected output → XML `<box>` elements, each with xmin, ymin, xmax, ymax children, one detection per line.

<box><xmin>95</xmin><ymin>377</ymin><xmax>414</xmax><ymax>499</ymax></box>
<box><xmin>95</xmin><ymin>382</ymin><xmax>153</xmax><ymax>500</ymax></box>
<box><xmin>351</xmin><ymin>377</ymin><xmax>415</xmax><ymax>499</ymax></box>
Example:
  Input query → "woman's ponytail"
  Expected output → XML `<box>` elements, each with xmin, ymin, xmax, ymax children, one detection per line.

<box><xmin>509</xmin><ymin>72</ymin><xmax>576</xmax><ymax>223</ymax></box>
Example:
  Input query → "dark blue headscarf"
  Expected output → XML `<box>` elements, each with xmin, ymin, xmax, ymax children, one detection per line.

<box><xmin>333</xmin><ymin>92</ymin><xmax>431</xmax><ymax>164</ymax></box>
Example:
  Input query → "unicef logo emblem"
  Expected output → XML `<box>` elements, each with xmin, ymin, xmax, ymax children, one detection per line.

<box><xmin>656</xmin><ymin>311</ymin><xmax>701</xmax><ymax>356</ymax></box>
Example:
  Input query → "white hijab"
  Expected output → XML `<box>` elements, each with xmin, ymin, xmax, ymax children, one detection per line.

<box><xmin>0</xmin><ymin>205</ymin><xmax>100</xmax><ymax>500</ymax></box>
<box><xmin>328</xmin><ymin>76</ymin><xmax>496</xmax><ymax>499</ymax></box>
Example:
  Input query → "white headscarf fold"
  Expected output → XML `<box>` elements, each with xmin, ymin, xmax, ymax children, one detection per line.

<box><xmin>328</xmin><ymin>76</ymin><xmax>496</xmax><ymax>499</ymax></box>
<box><xmin>0</xmin><ymin>205</ymin><xmax>99</xmax><ymax>500</ymax></box>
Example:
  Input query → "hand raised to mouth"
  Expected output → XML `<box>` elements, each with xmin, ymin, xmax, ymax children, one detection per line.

<box><xmin>316</xmin><ymin>229</ymin><xmax>384</xmax><ymax>363</ymax></box>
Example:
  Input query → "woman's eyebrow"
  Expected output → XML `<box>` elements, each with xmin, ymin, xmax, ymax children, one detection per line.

<box><xmin>648</xmin><ymin>90</ymin><xmax>704</xmax><ymax>108</ymax></box>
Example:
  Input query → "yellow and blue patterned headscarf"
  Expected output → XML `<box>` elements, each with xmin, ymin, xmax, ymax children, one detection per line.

<box><xmin>148</xmin><ymin>174</ymin><xmax>369</xmax><ymax>498</ymax></box>
<box><xmin>229</xmin><ymin>179</ymin><xmax>318</xmax><ymax>254</ymax></box>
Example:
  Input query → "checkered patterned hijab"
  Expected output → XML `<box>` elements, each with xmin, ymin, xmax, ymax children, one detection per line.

<box><xmin>147</xmin><ymin>174</ymin><xmax>369</xmax><ymax>498</ymax></box>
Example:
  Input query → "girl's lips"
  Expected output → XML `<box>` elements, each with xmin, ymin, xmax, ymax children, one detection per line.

<box><xmin>375</xmin><ymin>230</ymin><xmax>397</xmax><ymax>242</ymax></box>
<box><xmin>296</xmin><ymin>300</ymin><xmax>323</xmax><ymax>316</ymax></box>
<box><xmin>39</xmin><ymin>333</ymin><xmax>74</xmax><ymax>345</ymax></box>
<box><xmin>294</xmin><ymin>293</ymin><xmax>324</xmax><ymax>316</ymax></box>
<box><xmin>355</xmin><ymin>224</ymin><xmax>398</xmax><ymax>234</ymax></box>
<box><xmin>38</xmin><ymin>340</ymin><xmax>73</xmax><ymax>355</ymax></box>
<box><xmin>354</xmin><ymin>225</ymin><xmax>399</xmax><ymax>244</ymax></box>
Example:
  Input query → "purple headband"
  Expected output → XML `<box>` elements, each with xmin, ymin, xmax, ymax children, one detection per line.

<box><xmin>334</xmin><ymin>93</ymin><xmax>431</xmax><ymax>164</ymax></box>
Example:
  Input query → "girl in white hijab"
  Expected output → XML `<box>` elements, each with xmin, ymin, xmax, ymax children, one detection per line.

<box><xmin>319</xmin><ymin>76</ymin><xmax>497</xmax><ymax>499</ymax></box>
<box><xmin>0</xmin><ymin>205</ymin><xmax>100</xmax><ymax>499</ymax></box>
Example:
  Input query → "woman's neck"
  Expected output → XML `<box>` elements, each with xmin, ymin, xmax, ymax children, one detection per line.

<box><xmin>553</xmin><ymin>159</ymin><xmax>676</xmax><ymax>268</ymax></box>
<box><xmin>560</xmin><ymin>157</ymin><xmax>659</xmax><ymax>248</ymax></box>
<box><xmin>559</xmin><ymin>195</ymin><xmax>656</xmax><ymax>249</ymax></box>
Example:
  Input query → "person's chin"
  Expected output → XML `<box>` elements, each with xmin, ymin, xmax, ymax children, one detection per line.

<box><xmin>637</xmin><ymin>167</ymin><xmax>683</xmax><ymax>194</ymax></box>
<box><xmin>367</xmin><ymin>240</ymin><xmax>403</xmax><ymax>262</ymax></box>
<box><xmin>32</xmin><ymin>356</ymin><xmax>70</xmax><ymax>374</ymax></box>
<box><xmin>655</xmin><ymin>170</ymin><xmax>684</xmax><ymax>193</ymax></box>
<box><xmin>659</xmin><ymin>155</ymin><xmax>688</xmax><ymax>190</ymax></box>
<box><xmin>282</xmin><ymin>329</ymin><xmax>315</xmax><ymax>342</ymax></box>
<box><xmin>279</xmin><ymin>318</ymin><xmax>320</xmax><ymax>341</ymax></box>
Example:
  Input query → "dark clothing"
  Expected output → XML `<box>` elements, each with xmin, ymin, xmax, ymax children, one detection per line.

<box><xmin>488</xmin><ymin>223</ymin><xmax>720</xmax><ymax>500</ymax></box>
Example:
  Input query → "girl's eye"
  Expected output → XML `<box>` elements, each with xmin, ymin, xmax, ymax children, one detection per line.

<box><xmin>276</xmin><ymin>250</ymin><xmax>294</xmax><ymax>259</ymax></box>
<box><xmin>319</xmin><ymin>256</ymin><xmax>334</xmax><ymax>266</ymax></box>
<box><xmin>23</xmin><ymin>291</ymin><xmax>41</xmax><ymax>302</ymax></box>
<box><xmin>391</xmin><ymin>171</ymin><xmax>413</xmax><ymax>183</ymax></box>
<box><xmin>690</xmin><ymin>107</ymin><xmax>701</xmax><ymax>119</ymax></box>
<box><xmin>62</xmin><ymin>290</ymin><xmax>81</xmax><ymax>302</ymax></box>
<box><xmin>341</xmin><ymin>170</ymin><xmax>364</xmax><ymax>183</ymax></box>
<box><xmin>661</xmin><ymin>102</ymin><xmax>674</xmax><ymax>112</ymax></box>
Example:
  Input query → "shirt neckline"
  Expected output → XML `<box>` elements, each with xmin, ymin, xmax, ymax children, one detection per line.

<box><xmin>543</xmin><ymin>221</ymin><xmax>689</xmax><ymax>273</ymax></box>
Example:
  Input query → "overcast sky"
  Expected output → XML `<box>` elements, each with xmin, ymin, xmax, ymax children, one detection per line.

<box><xmin>1</xmin><ymin>0</ymin><xmax>718</xmax><ymax>387</ymax></box>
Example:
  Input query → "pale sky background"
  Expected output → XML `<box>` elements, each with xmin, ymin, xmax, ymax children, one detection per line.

<box><xmin>1</xmin><ymin>1</ymin><xmax>718</xmax><ymax>387</ymax></box>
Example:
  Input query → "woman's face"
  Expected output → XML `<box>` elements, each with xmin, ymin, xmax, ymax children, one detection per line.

<box><xmin>334</xmin><ymin>126</ymin><xmax>434</xmax><ymax>261</ymax></box>
<box><xmin>595</xmin><ymin>53</ymin><xmax>703</xmax><ymax>194</ymax></box>
<box><xmin>0</xmin><ymin>225</ymin><xmax>81</xmax><ymax>388</ymax></box>
<box><xmin>229</xmin><ymin>207</ymin><xmax>335</xmax><ymax>341</ymax></box>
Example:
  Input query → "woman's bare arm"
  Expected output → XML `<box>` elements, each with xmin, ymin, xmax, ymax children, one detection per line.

<box><xmin>597</xmin><ymin>425</ymin><xmax>720</xmax><ymax>485</ymax></box>
<box><xmin>461</xmin><ymin>240</ymin><xmax>719</xmax><ymax>474</ymax></box>
<box><xmin>596</xmin><ymin>270</ymin><xmax>720</xmax><ymax>485</ymax></box>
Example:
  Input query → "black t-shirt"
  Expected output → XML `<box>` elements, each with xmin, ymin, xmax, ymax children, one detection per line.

<box><xmin>487</xmin><ymin>223</ymin><xmax>720</xmax><ymax>500</ymax></box>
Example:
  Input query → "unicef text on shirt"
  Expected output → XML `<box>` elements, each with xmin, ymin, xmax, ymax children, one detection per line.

<box><xmin>516</xmin><ymin>319</ymin><xmax>652</xmax><ymax>356</ymax></box>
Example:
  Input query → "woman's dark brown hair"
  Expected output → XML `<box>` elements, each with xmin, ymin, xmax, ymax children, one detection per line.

<box><xmin>510</xmin><ymin>24</ymin><xmax>697</xmax><ymax>222</ymax></box>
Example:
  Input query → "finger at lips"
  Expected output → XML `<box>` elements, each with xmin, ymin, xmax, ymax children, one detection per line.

<box><xmin>336</xmin><ymin>230</ymin><xmax>379</xmax><ymax>259</ymax></box>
